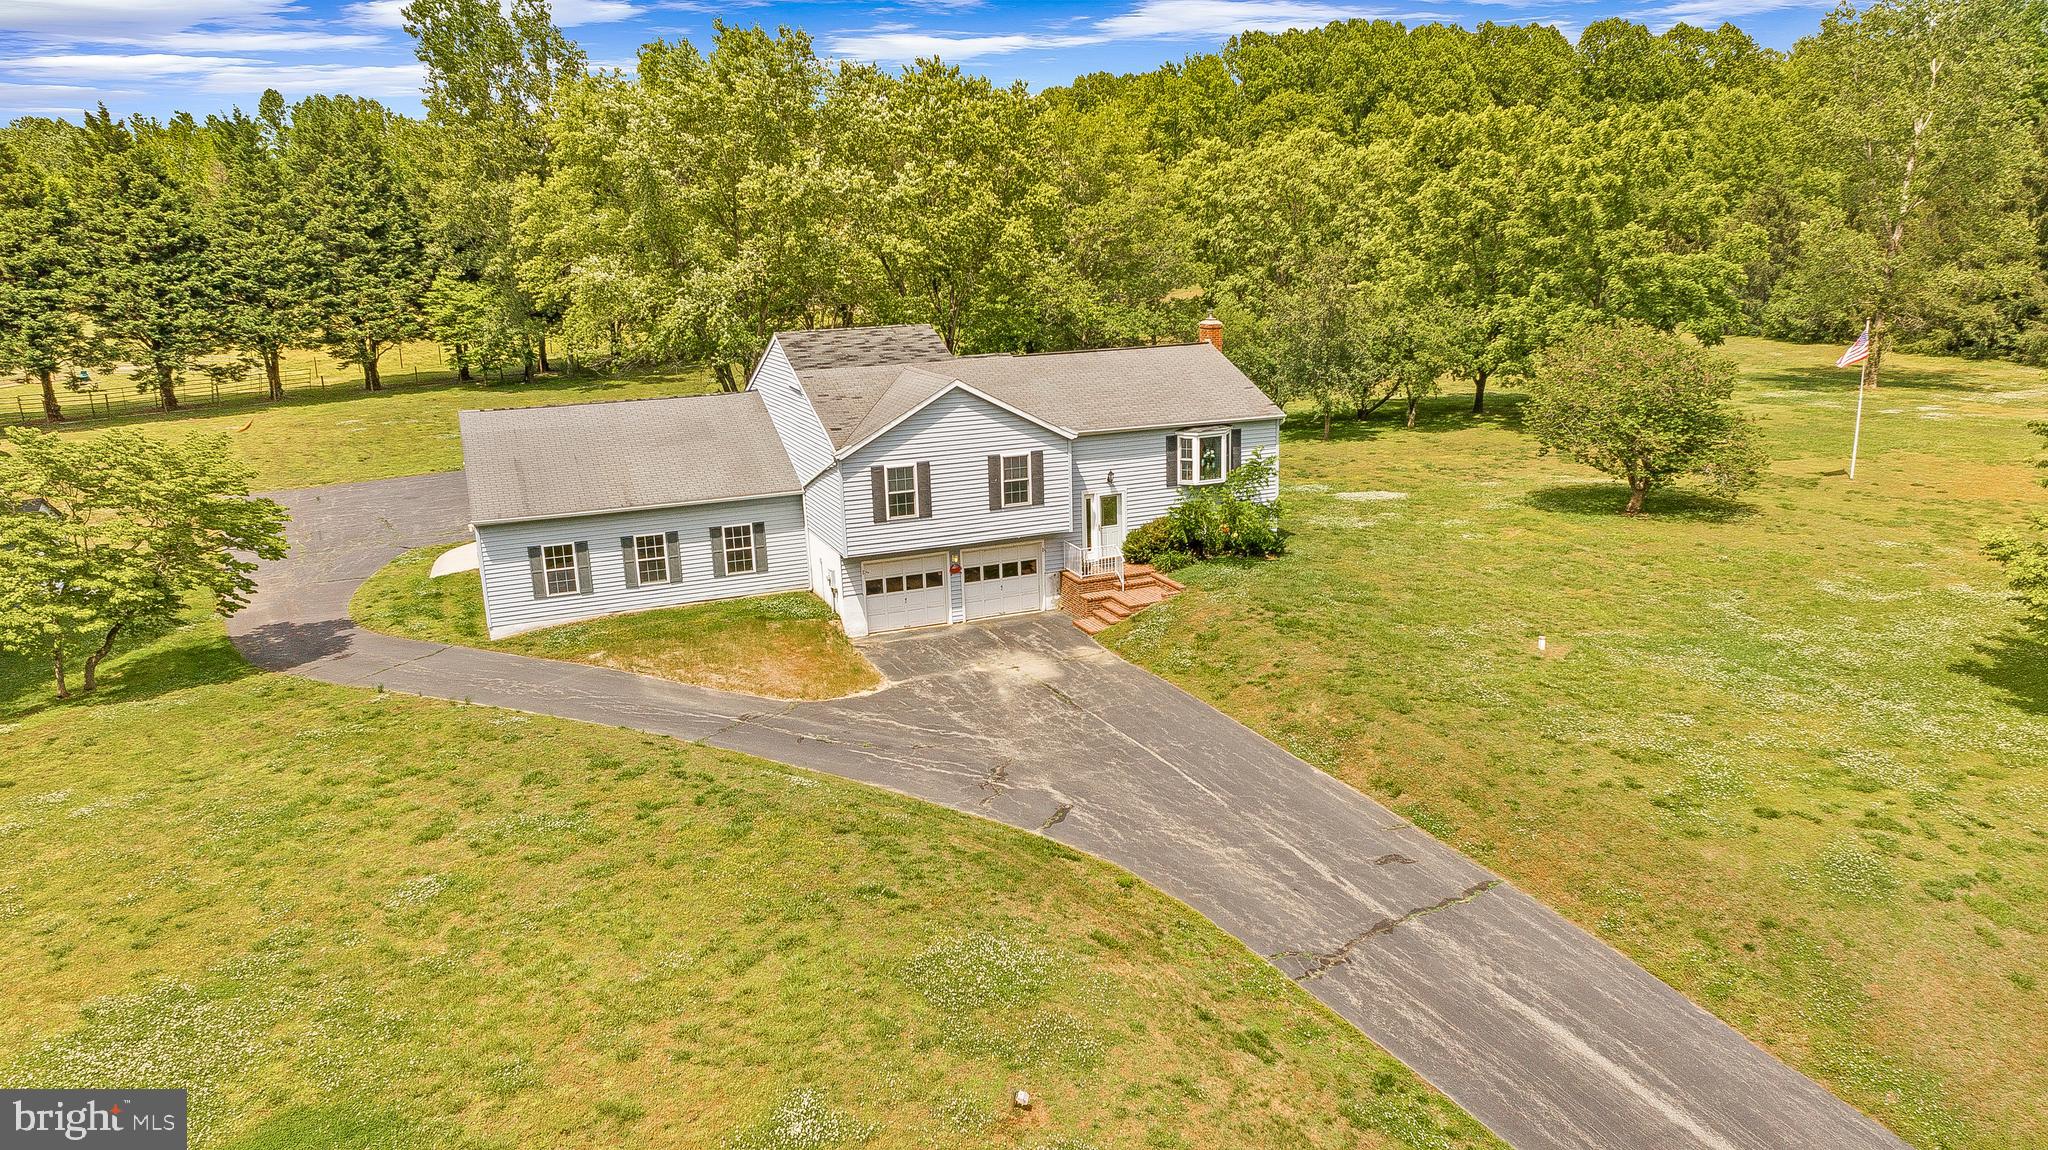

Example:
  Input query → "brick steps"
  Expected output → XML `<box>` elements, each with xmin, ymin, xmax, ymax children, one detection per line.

<box><xmin>1059</xmin><ymin>562</ymin><xmax>1183</xmax><ymax>634</ymax></box>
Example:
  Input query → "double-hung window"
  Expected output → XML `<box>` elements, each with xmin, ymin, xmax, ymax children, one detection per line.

<box><xmin>999</xmin><ymin>453</ymin><xmax>1031</xmax><ymax>507</ymax></box>
<box><xmin>722</xmin><ymin>524</ymin><xmax>756</xmax><ymax>575</ymax></box>
<box><xmin>885</xmin><ymin>464</ymin><xmax>919</xmax><ymax>520</ymax></box>
<box><xmin>633</xmin><ymin>534</ymin><xmax>670</xmax><ymax>585</ymax></box>
<box><xmin>1178</xmin><ymin>431</ymin><xmax>1228</xmax><ymax>485</ymax></box>
<box><xmin>542</xmin><ymin>542</ymin><xmax>580</xmax><ymax>596</ymax></box>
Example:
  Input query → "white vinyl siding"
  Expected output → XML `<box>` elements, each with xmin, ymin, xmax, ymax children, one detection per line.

<box><xmin>839</xmin><ymin>389</ymin><xmax>1072</xmax><ymax>558</ymax></box>
<box><xmin>1058</xmin><ymin>419</ymin><xmax>1281</xmax><ymax>556</ymax></box>
<box><xmin>476</xmin><ymin>494</ymin><xmax>808</xmax><ymax>639</ymax></box>
<box><xmin>802</xmin><ymin>468</ymin><xmax>845</xmax><ymax>555</ymax></box>
<box><xmin>746</xmin><ymin>339</ymin><xmax>835</xmax><ymax>483</ymax></box>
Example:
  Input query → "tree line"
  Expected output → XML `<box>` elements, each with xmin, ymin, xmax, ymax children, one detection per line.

<box><xmin>0</xmin><ymin>0</ymin><xmax>2040</xmax><ymax>429</ymax></box>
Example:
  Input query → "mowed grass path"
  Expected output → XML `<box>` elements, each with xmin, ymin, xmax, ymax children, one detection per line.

<box><xmin>352</xmin><ymin>544</ymin><xmax>882</xmax><ymax>700</ymax></box>
<box><xmin>45</xmin><ymin>361</ymin><xmax>716</xmax><ymax>491</ymax></box>
<box><xmin>1102</xmin><ymin>338</ymin><xmax>2048</xmax><ymax>1150</ymax></box>
<box><xmin>0</xmin><ymin>623</ymin><xmax>1499</xmax><ymax>1150</ymax></box>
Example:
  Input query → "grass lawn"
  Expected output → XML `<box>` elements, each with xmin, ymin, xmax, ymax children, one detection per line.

<box><xmin>0</xmin><ymin>620</ymin><xmax>1499</xmax><ymax>1150</ymax></box>
<box><xmin>1100</xmin><ymin>336</ymin><xmax>2048</xmax><ymax>1150</ymax></box>
<box><xmin>41</xmin><ymin>361</ymin><xmax>715</xmax><ymax>491</ymax></box>
<box><xmin>351</xmin><ymin>544</ymin><xmax>882</xmax><ymax>700</ymax></box>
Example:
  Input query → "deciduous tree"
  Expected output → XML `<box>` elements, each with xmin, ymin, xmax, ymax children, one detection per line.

<box><xmin>0</xmin><ymin>427</ymin><xmax>287</xmax><ymax>698</ymax></box>
<box><xmin>1524</xmin><ymin>322</ymin><xmax>1765</xmax><ymax>513</ymax></box>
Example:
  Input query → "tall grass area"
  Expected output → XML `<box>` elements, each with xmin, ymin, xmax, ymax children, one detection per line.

<box><xmin>0</xmin><ymin>621</ymin><xmax>1498</xmax><ymax>1150</ymax></box>
<box><xmin>1102</xmin><ymin>337</ymin><xmax>2048</xmax><ymax>1150</ymax></box>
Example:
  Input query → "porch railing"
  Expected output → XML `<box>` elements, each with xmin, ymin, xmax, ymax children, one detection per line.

<box><xmin>1060</xmin><ymin>541</ymin><xmax>1124</xmax><ymax>591</ymax></box>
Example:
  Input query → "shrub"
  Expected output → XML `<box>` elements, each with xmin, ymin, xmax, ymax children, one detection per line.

<box><xmin>1123</xmin><ymin>450</ymin><xmax>1285</xmax><ymax>568</ymax></box>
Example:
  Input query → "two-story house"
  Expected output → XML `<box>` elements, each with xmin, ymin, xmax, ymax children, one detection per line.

<box><xmin>458</xmin><ymin>320</ymin><xmax>1281</xmax><ymax>639</ymax></box>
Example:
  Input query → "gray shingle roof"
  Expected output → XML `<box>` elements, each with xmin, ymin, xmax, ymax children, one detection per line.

<box><xmin>789</xmin><ymin>340</ymin><xmax>1283</xmax><ymax>450</ymax></box>
<box><xmin>774</xmin><ymin>324</ymin><xmax>953</xmax><ymax>372</ymax></box>
<box><xmin>459</xmin><ymin>392</ymin><xmax>800</xmax><ymax>525</ymax></box>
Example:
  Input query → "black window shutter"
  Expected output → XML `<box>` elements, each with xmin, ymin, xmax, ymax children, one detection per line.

<box><xmin>1029</xmin><ymin>450</ymin><xmax>1044</xmax><ymax>505</ymax></box>
<box><xmin>573</xmin><ymin>541</ymin><xmax>593</xmax><ymax>595</ymax></box>
<box><xmin>620</xmin><ymin>535</ymin><xmax>639</xmax><ymax>589</ymax></box>
<box><xmin>1229</xmin><ymin>428</ymin><xmax>1243</xmax><ymax>471</ymax></box>
<box><xmin>915</xmin><ymin>461</ymin><xmax>932</xmax><ymax>519</ymax></box>
<box><xmin>708</xmin><ymin>525</ymin><xmax>726</xmax><ymax>577</ymax></box>
<box><xmin>751</xmin><ymin>521</ymin><xmax>768</xmax><ymax>572</ymax></box>
<box><xmin>1166</xmin><ymin>433</ymin><xmax>1180</xmax><ymax>487</ymax></box>
<box><xmin>986</xmin><ymin>454</ymin><xmax>1001</xmax><ymax>511</ymax></box>
<box><xmin>664</xmin><ymin>531</ymin><xmax>680</xmax><ymax>579</ymax></box>
<box><xmin>527</xmin><ymin>545</ymin><xmax>546</xmax><ymax>599</ymax></box>
<box><xmin>869</xmin><ymin>466</ymin><xmax>885</xmax><ymax>523</ymax></box>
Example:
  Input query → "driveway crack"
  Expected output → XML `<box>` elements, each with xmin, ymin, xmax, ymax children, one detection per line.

<box><xmin>1273</xmin><ymin>879</ymin><xmax>1502</xmax><ymax>982</ymax></box>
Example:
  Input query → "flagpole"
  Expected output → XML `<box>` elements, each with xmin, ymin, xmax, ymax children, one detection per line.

<box><xmin>1849</xmin><ymin>358</ymin><xmax>1867</xmax><ymax>480</ymax></box>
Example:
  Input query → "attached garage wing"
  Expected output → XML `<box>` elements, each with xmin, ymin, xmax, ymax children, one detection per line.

<box><xmin>861</xmin><ymin>552</ymin><xmax>949</xmax><ymax>633</ymax></box>
<box><xmin>962</xmin><ymin>542</ymin><xmax>1044</xmax><ymax>621</ymax></box>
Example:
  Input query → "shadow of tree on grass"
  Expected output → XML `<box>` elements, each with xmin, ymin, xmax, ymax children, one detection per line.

<box><xmin>0</xmin><ymin>620</ymin><xmax>259</xmax><ymax>721</ymax></box>
<box><xmin>1954</xmin><ymin>625</ymin><xmax>2048</xmax><ymax>716</ymax></box>
<box><xmin>1523</xmin><ymin>482</ymin><xmax>1759</xmax><ymax>523</ymax></box>
<box><xmin>1280</xmin><ymin>389</ymin><xmax>1529</xmax><ymax>446</ymax></box>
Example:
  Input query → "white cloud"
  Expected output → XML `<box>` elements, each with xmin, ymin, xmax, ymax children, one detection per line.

<box><xmin>826</xmin><ymin>29</ymin><xmax>1102</xmax><ymax>61</ymax></box>
<box><xmin>0</xmin><ymin>1</ymin><xmax>297</xmax><ymax>39</ymax></box>
<box><xmin>1628</xmin><ymin>0</ymin><xmax>1831</xmax><ymax>26</ymax></box>
<box><xmin>826</xmin><ymin>0</ymin><xmax>1390</xmax><ymax>63</ymax></box>
<box><xmin>0</xmin><ymin>53</ymin><xmax>424</xmax><ymax>101</ymax></box>
<box><xmin>109</xmin><ymin>30</ymin><xmax>391</xmax><ymax>52</ymax></box>
<box><xmin>1</xmin><ymin>53</ymin><xmax>260</xmax><ymax>80</ymax></box>
<box><xmin>1096</xmin><ymin>0</ymin><xmax>1382</xmax><ymax>39</ymax></box>
<box><xmin>198</xmin><ymin>61</ymin><xmax>427</xmax><ymax>98</ymax></box>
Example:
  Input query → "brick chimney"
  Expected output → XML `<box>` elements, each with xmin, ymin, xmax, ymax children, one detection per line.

<box><xmin>1197</xmin><ymin>313</ymin><xmax>1223</xmax><ymax>353</ymax></box>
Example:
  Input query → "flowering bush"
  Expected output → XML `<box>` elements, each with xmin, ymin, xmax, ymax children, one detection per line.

<box><xmin>1122</xmin><ymin>450</ymin><xmax>1285</xmax><ymax>570</ymax></box>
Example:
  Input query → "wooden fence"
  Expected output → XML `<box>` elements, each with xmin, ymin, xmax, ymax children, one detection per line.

<box><xmin>0</xmin><ymin>353</ymin><xmax>505</xmax><ymax>428</ymax></box>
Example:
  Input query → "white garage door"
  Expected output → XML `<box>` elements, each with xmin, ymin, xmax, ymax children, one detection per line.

<box><xmin>861</xmin><ymin>552</ymin><xmax>949</xmax><ymax>633</ymax></box>
<box><xmin>962</xmin><ymin>542</ymin><xmax>1044</xmax><ymax>620</ymax></box>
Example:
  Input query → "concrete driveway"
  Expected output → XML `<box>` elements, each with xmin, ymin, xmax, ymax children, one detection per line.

<box><xmin>228</xmin><ymin>471</ymin><xmax>1910</xmax><ymax>1150</ymax></box>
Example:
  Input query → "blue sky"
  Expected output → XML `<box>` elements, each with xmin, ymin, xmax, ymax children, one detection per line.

<box><xmin>0</xmin><ymin>0</ymin><xmax>1838</xmax><ymax>122</ymax></box>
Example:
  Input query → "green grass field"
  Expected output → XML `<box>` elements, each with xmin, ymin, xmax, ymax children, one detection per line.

<box><xmin>352</xmin><ymin>544</ymin><xmax>883</xmax><ymax>700</ymax></box>
<box><xmin>10</xmin><ymin>334</ymin><xmax>2044</xmax><ymax>1148</ymax></box>
<box><xmin>1101</xmin><ymin>337</ymin><xmax>2048</xmax><ymax>1150</ymax></box>
<box><xmin>42</xmin><ymin>357</ymin><xmax>716</xmax><ymax>490</ymax></box>
<box><xmin>0</xmin><ymin>619</ymin><xmax>1497</xmax><ymax>1150</ymax></box>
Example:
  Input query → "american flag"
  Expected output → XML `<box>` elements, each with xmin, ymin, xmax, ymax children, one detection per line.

<box><xmin>1836</xmin><ymin>323</ymin><xmax>1871</xmax><ymax>368</ymax></box>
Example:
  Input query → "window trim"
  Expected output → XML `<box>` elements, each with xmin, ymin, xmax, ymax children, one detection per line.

<box><xmin>721</xmin><ymin>523</ymin><xmax>756</xmax><ymax>576</ymax></box>
<box><xmin>541</xmin><ymin>542</ymin><xmax>580</xmax><ymax>597</ymax></box>
<box><xmin>1178</xmin><ymin>431</ymin><xmax>1229</xmax><ymax>485</ymax></box>
<box><xmin>884</xmin><ymin>464</ymin><xmax>919</xmax><ymax>520</ymax></box>
<box><xmin>998</xmin><ymin>452</ymin><xmax>1032</xmax><ymax>508</ymax></box>
<box><xmin>632</xmin><ymin>533</ymin><xmax>670</xmax><ymax>586</ymax></box>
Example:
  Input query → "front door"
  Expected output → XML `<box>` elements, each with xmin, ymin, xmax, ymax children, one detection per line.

<box><xmin>1087</xmin><ymin>492</ymin><xmax>1125</xmax><ymax>562</ymax></box>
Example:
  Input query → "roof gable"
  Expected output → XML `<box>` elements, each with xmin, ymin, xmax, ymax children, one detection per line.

<box><xmin>835</xmin><ymin>373</ymin><xmax>1076</xmax><ymax>459</ymax></box>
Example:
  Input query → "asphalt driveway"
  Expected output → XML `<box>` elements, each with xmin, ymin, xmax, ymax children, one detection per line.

<box><xmin>228</xmin><ymin>471</ymin><xmax>1910</xmax><ymax>1150</ymax></box>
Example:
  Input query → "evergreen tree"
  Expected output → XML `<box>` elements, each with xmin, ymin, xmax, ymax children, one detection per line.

<box><xmin>0</xmin><ymin>133</ymin><xmax>86</xmax><ymax>421</ymax></box>
<box><xmin>70</xmin><ymin>109</ymin><xmax>220</xmax><ymax>413</ymax></box>
<box><xmin>287</xmin><ymin>95</ymin><xmax>429</xmax><ymax>391</ymax></box>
